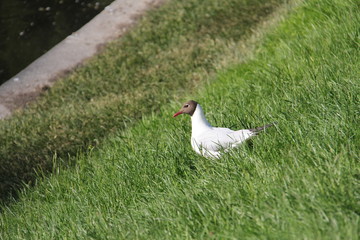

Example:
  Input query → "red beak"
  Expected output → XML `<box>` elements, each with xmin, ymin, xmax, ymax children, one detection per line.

<box><xmin>173</xmin><ymin>111</ymin><xmax>183</xmax><ymax>117</ymax></box>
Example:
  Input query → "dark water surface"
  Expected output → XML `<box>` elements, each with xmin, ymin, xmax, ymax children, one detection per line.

<box><xmin>0</xmin><ymin>0</ymin><xmax>114</xmax><ymax>85</ymax></box>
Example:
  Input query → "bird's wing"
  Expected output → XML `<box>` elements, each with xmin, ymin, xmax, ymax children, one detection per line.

<box><xmin>193</xmin><ymin>128</ymin><xmax>254</xmax><ymax>152</ymax></box>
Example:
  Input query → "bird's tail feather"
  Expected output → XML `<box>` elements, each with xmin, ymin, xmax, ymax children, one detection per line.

<box><xmin>250</xmin><ymin>122</ymin><xmax>277</xmax><ymax>134</ymax></box>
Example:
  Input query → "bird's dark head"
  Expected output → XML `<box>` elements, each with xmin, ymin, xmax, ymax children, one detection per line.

<box><xmin>173</xmin><ymin>100</ymin><xmax>198</xmax><ymax>117</ymax></box>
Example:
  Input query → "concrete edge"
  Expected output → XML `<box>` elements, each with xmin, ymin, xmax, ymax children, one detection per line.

<box><xmin>0</xmin><ymin>0</ymin><xmax>164</xmax><ymax>119</ymax></box>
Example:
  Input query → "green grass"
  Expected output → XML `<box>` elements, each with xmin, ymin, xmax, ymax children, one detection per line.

<box><xmin>1</xmin><ymin>0</ymin><xmax>360</xmax><ymax>239</ymax></box>
<box><xmin>0</xmin><ymin>0</ymin><xmax>283</xmax><ymax>200</ymax></box>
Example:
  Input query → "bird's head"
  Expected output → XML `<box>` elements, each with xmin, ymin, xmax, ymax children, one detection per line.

<box><xmin>173</xmin><ymin>100</ymin><xmax>198</xmax><ymax>117</ymax></box>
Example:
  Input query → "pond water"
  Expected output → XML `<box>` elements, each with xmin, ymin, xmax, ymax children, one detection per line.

<box><xmin>0</xmin><ymin>0</ymin><xmax>114</xmax><ymax>85</ymax></box>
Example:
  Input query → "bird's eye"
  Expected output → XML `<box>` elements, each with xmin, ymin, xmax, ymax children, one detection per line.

<box><xmin>184</xmin><ymin>104</ymin><xmax>189</xmax><ymax>108</ymax></box>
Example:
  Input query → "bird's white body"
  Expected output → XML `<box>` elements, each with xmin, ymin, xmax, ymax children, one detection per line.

<box><xmin>190</xmin><ymin>104</ymin><xmax>255</xmax><ymax>158</ymax></box>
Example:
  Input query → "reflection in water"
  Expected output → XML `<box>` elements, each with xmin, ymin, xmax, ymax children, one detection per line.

<box><xmin>0</xmin><ymin>0</ymin><xmax>114</xmax><ymax>85</ymax></box>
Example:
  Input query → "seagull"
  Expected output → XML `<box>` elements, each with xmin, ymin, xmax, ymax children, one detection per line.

<box><xmin>173</xmin><ymin>100</ymin><xmax>275</xmax><ymax>158</ymax></box>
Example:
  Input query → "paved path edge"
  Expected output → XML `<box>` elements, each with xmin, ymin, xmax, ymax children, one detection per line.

<box><xmin>0</xmin><ymin>0</ymin><xmax>163</xmax><ymax>119</ymax></box>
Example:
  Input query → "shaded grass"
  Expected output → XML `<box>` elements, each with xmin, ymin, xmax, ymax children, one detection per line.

<box><xmin>0</xmin><ymin>0</ymin><xmax>283</xmax><ymax>200</ymax></box>
<box><xmin>1</xmin><ymin>0</ymin><xmax>359</xmax><ymax>238</ymax></box>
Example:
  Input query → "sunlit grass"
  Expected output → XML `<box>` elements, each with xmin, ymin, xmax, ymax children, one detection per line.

<box><xmin>0</xmin><ymin>0</ymin><xmax>284</xmax><ymax>200</ymax></box>
<box><xmin>1</xmin><ymin>0</ymin><xmax>359</xmax><ymax>239</ymax></box>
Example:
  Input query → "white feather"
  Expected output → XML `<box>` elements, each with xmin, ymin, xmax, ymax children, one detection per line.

<box><xmin>190</xmin><ymin>104</ymin><xmax>255</xmax><ymax>158</ymax></box>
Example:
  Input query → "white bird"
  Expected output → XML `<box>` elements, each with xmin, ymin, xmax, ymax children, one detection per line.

<box><xmin>173</xmin><ymin>100</ymin><xmax>275</xmax><ymax>158</ymax></box>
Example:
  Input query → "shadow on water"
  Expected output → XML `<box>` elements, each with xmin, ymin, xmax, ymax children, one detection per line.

<box><xmin>0</xmin><ymin>0</ymin><xmax>114</xmax><ymax>85</ymax></box>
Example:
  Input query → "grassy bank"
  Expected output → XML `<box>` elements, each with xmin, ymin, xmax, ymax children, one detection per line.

<box><xmin>0</xmin><ymin>0</ymin><xmax>283</xmax><ymax>200</ymax></box>
<box><xmin>1</xmin><ymin>0</ymin><xmax>359</xmax><ymax>238</ymax></box>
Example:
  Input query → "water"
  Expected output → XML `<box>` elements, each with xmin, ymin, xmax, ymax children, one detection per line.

<box><xmin>0</xmin><ymin>0</ymin><xmax>114</xmax><ymax>85</ymax></box>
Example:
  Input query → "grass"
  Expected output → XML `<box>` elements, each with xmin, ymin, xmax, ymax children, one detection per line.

<box><xmin>1</xmin><ymin>0</ymin><xmax>360</xmax><ymax>239</ymax></box>
<box><xmin>0</xmin><ymin>0</ymin><xmax>283</xmax><ymax>200</ymax></box>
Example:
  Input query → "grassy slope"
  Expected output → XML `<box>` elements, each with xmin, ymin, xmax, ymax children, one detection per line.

<box><xmin>1</xmin><ymin>0</ymin><xmax>359</xmax><ymax>239</ymax></box>
<box><xmin>0</xmin><ymin>0</ymin><xmax>282</xmax><ymax>200</ymax></box>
